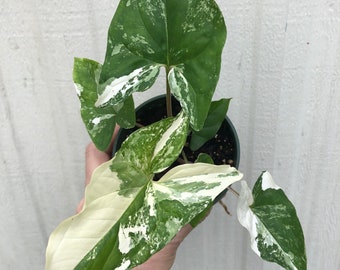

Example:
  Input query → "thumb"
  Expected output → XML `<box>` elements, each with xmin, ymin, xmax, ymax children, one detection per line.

<box><xmin>85</xmin><ymin>143</ymin><xmax>110</xmax><ymax>186</ymax></box>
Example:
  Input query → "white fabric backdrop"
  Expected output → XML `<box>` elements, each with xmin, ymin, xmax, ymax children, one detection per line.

<box><xmin>0</xmin><ymin>0</ymin><xmax>339</xmax><ymax>269</ymax></box>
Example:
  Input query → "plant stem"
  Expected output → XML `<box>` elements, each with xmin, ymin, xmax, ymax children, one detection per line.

<box><xmin>181</xmin><ymin>150</ymin><xmax>189</xmax><ymax>164</ymax></box>
<box><xmin>228</xmin><ymin>186</ymin><xmax>240</xmax><ymax>197</ymax></box>
<box><xmin>135</xmin><ymin>122</ymin><xmax>144</xmax><ymax>128</ymax></box>
<box><xmin>177</xmin><ymin>158</ymin><xmax>187</xmax><ymax>164</ymax></box>
<box><xmin>165</xmin><ymin>66</ymin><xmax>172</xmax><ymax>117</ymax></box>
<box><xmin>218</xmin><ymin>200</ymin><xmax>231</xmax><ymax>215</ymax></box>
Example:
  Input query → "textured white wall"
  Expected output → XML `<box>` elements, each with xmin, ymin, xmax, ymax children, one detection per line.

<box><xmin>0</xmin><ymin>0</ymin><xmax>339</xmax><ymax>269</ymax></box>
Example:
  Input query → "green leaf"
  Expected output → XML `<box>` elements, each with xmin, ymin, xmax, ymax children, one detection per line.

<box><xmin>189</xmin><ymin>202</ymin><xmax>213</xmax><ymax>228</ymax></box>
<box><xmin>237</xmin><ymin>172</ymin><xmax>307</xmax><ymax>270</ymax></box>
<box><xmin>45</xmin><ymin>115</ymin><xmax>244</xmax><ymax>270</ymax></box>
<box><xmin>195</xmin><ymin>153</ymin><xmax>214</xmax><ymax>164</ymax></box>
<box><xmin>190</xmin><ymin>98</ymin><xmax>231</xmax><ymax>151</ymax></box>
<box><xmin>100</xmin><ymin>0</ymin><xmax>227</xmax><ymax>130</ymax></box>
<box><xmin>113</xmin><ymin>93</ymin><xmax>136</xmax><ymax>129</ymax></box>
<box><xmin>73</xmin><ymin>58</ymin><xmax>136</xmax><ymax>151</ymax></box>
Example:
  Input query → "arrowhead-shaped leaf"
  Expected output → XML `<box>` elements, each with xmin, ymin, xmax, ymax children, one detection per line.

<box><xmin>237</xmin><ymin>172</ymin><xmax>307</xmax><ymax>270</ymax></box>
<box><xmin>75</xmin><ymin>0</ymin><xmax>227</xmax><ymax>150</ymax></box>
<box><xmin>99</xmin><ymin>0</ymin><xmax>227</xmax><ymax>130</ymax></box>
<box><xmin>73</xmin><ymin>58</ymin><xmax>136</xmax><ymax>151</ymax></box>
<box><xmin>190</xmin><ymin>98</ymin><xmax>231</xmax><ymax>151</ymax></box>
<box><xmin>46</xmin><ymin>112</ymin><xmax>243</xmax><ymax>270</ymax></box>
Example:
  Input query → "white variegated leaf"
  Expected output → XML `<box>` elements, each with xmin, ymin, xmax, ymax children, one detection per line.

<box><xmin>237</xmin><ymin>180</ymin><xmax>260</xmax><ymax>255</ymax></box>
<box><xmin>45</xmin><ymin>160</ymin><xmax>148</xmax><ymax>270</ymax></box>
<box><xmin>114</xmin><ymin>110</ymin><xmax>189</xmax><ymax>175</ymax></box>
<box><xmin>45</xmin><ymin>111</ymin><xmax>243</xmax><ymax>269</ymax></box>
<box><xmin>237</xmin><ymin>172</ymin><xmax>306</xmax><ymax>270</ymax></box>
<box><xmin>155</xmin><ymin>163</ymin><xmax>242</xmax><ymax>206</ymax></box>
<box><xmin>73</xmin><ymin>58</ymin><xmax>136</xmax><ymax>151</ymax></box>
<box><xmin>95</xmin><ymin>64</ymin><xmax>161</xmax><ymax>107</ymax></box>
<box><xmin>168</xmin><ymin>66</ymin><xmax>197</xmax><ymax>128</ymax></box>
<box><xmin>46</xmin><ymin>162</ymin><xmax>243</xmax><ymax>270</ymax></box>
<box><xmin>151</xmin><ymin>111</ymin><xmax>189</xmax><ymax>173</ymax></box>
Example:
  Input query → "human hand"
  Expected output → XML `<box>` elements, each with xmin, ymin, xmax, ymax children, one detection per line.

<box><xmin>77</xmin><ymin>128</ymin><xmax>193</xmax><ymax>270</ymax></box>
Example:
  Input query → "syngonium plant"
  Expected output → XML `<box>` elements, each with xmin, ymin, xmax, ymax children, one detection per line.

<box><xmin>45</xmin><ymin>0</ymin><xmax>306</xmax><ymax>269</ymax></box>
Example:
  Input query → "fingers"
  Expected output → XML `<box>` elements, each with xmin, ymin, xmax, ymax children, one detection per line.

<box><xmin>77</xmin><ymin>126</ymin><xmax>120</xmax><ymax>213</ymax></box>
<box><xmin>104</xmin><ymin>125</ymin><xmax>120</xmax><ymax>156</ymax></box>
<box><xmin>78</xmin><ymin>144</ymin><xmax>109</xmax><ymax>213</ymax></box>
<box><xmin>85</xmin><ymin>126</ymin><xmax>120</xmax><ymax>186</ymax></box>
<box><xmin>77</xmin><ymin>142</ymin><xmax>111</xmax><ymax>213</ymax></box>
<box><xmin>76</xmin><ymin>198</ymin><xmax>85</xmax><ymax>213</ymax></box>
<box><xmin>132</xmin><ymin>224</ymin><xmax>193</xmax><ymax>270</ymax></box>
<box><xmin>85</xmin><ymin>143</ymin><xmax>110</xmax><ymax>186</ymax></box>
<box><xmin>169</xmin><ymin>224</ymin><xmax>193</xmax><ymax>248</ymax></box>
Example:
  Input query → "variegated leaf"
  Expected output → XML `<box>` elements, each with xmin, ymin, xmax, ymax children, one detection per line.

<box><xmin>73</xmin><ymin>58</ymin><xmax>136</xmax><ymax>151</ymax></box>
<box><xmin>46</xmin><ymin>110</ymin><xmax>243</xmax><ymax>269</ymax></box>
<box><xmin>237</xmin><ymin>172</ymin><xmax>306</xmax><ymax>270</ymax></box>
<box><xmin>99</xmin><ymin>0</ymin><xmax>226</xmax><ymax>130</ymax></box>
<box><xmin>46</xmin><ymin>162</ymin><xmax>242</xmax><ymax>270</ymax></box>
<box><xmin>113</xmin><ymin>110</ymin><xmax>189</xmax><ymax>176</ymax></box>
<box><xmin>96</xmin><ymin>64</ymin><xmax>161</xmax><ymax>107</ymax></box>
<box><xmin>45</xmin><ymin>160</ymin><xmax>145</xmax><ymax>270</ymax></box>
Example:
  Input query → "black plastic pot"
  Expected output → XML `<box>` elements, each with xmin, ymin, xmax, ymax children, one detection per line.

<box><xmin>112</xmin><ymin>95</ymin><xmax>240</xmax><ymax>201</ymax></box>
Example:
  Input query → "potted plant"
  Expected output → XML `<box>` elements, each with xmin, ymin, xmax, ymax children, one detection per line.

<box><xmin>45</xmin><ymin>0</ymin><xmax>306</xmax><ymax>269</ymax></box>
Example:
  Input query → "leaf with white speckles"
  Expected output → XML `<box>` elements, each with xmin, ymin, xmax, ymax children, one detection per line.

<box><xmin>112</xmin><ymin>110</ymin><xmax>189</xmax><ymax>178</ymax></box>
<box><xmin>73</xmin><ymin>58</ymin><xmax>136</xmax><ymax>151</ymax></box>
<box><xmin>45</xmin><ymin>112</ymin><xmax>243</xmax><ymax>270</ymax></box>
<box><xmin>75</xmin><ymin>0</ymin><xmax>227</xmax><ymax>149</ymax></box>
<box><xmin>100</xmin><ymin>0</ymin><xmax>226</xmax><ymax>130</ymax></box>
<box><xmin>237</xmin><ymin>172</ymin><xmax>307</xmax><ymax>270</ymax></box>
<box><xmin>96</xmin><ymin>64</ymin><xmax>161</xmax><ymax>107</ymax></box>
